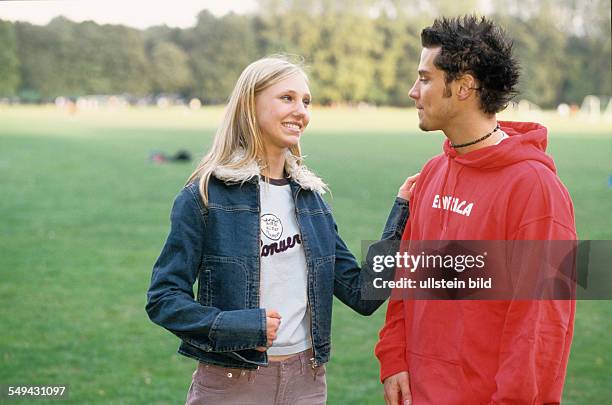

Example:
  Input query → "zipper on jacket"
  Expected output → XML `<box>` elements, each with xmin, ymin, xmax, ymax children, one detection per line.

<box><xmin>292</xmin><ymin>187</ymin><xmax>318</xmax><ymax>368</ymax></box>
<box><xmin>256</xmin><ymin>180</ymin><xmax>268</xmax><ymax>366</ymax></box>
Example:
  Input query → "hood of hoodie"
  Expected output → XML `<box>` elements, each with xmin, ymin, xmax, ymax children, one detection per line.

<box><xmin>442</xmin><ymin>121</ymin><xmax>556</xmax><ymax>172</ymax></box>
<box><xmin>434</xmin><ymin>121</ymin><xmax>556</xmax><ymax>232</ymax></box>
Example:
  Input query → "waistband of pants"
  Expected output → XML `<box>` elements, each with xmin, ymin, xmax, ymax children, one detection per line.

<box><xmin>197</xmin><ymin>348</ymin><xmax>318</xmax><ymax>376</ymax></box>
<box><xmin>195</xmin><ymin>349</ymin><xmax>324</xmax><ymax>384</ymax></box>
<box><xmin>267</xmin><ymin>348</ymin><xmax>315</xmax><ymax>368</ymax></box>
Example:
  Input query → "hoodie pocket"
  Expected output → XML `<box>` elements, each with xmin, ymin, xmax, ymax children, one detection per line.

<box><xmin>408</xmin><ymin>351</ymin><xmax>481</xmax><ymax>405</ymax></box>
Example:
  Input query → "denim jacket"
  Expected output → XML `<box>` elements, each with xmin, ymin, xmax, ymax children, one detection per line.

<box><xmin>146</xmin><ymin>155</ymin><xmax>409</xmax><ymax>369</ymax></box>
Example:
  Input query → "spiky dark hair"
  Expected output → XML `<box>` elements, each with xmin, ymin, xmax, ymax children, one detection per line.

<box><xmin>421</xmin><ymin>15</ymin><xmax>520</xmax><ymax>114</ymax></box>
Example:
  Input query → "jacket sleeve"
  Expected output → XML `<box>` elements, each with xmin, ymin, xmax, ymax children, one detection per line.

<box><xmin>488</xmin><ymin>218</ymin><xmax>576</xmax><ymax>404</ymax></box>
<box><xmin>145</xmin><ymin>187</ymin><xmax>267</xmax><ymax>352</ymax></box>
<box><xmin>332</xmin><ymin>197</ymin><xmax>410</xmax><ymax>316</ymax></box>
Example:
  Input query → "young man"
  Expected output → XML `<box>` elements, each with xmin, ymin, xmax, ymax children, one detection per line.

<box><xmin>375</xmin><ymin>16</ymin><xmax>576</xmax><ymax>405</ymax></box>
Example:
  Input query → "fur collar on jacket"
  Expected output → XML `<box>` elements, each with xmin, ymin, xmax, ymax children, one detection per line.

<box><xmin>213</xmin><ymin>149</ymin><xmax>327</xmax><ymax>194</ymax></box>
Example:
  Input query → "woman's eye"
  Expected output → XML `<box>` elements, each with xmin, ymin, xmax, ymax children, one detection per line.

<box><xmin>281</xmin><ymin>95</ymin><xmax>292</xmax><ymax>102</ymax></box>
<box><xmin>419</xmin><ymin>78</ymin><xmax>429</xmax><ymax>83</ymax></box>
<box><xmin>303</xmin><ymin>99</ymin><xmax>311</xmax><ymax>106</ymax></box>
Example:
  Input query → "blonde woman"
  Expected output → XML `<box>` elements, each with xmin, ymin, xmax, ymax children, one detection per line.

<box><xmin>146</xmin><ymin>56</ymin><xmax>418</xmax><ymax>404</ymax></box>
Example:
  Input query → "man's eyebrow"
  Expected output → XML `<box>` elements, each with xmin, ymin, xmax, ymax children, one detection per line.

<box><xmin>418</xmin><ymin>69</ymin><xmax>431</xmax><ymax>76</ymax></box>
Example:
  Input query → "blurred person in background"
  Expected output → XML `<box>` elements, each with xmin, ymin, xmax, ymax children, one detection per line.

<box><xmin>376</xmin><ymin>16</ymin><xmax>577</xmax><ymax>405</ymax></box>
<box><xmin>146</xmin><ymin>55</ymin><xmax>419</xmax><ymax>404</ymax></box>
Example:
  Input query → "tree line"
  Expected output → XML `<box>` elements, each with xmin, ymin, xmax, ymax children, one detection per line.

<box><xmin>0</xmin><ymin>0</ymin><xmax>609</xmax><ymax>108</ymax></box>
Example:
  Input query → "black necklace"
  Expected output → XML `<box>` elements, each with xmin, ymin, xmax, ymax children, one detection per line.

<box><xmin>451</xmin><ymin>124</ymin><xmax>501</xmax><ymax>148</ymax></box>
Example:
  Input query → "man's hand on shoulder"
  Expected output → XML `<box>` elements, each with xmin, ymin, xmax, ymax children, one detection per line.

<box><xmin>383</xmin><ymin>371</ymin><xmax>412</xmax><ymax>405</ymax></box>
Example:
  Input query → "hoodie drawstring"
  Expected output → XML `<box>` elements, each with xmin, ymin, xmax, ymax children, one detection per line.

<box><xmin>438</xmin><ymin>155</ymin><xmax>452</xmax><ymax>230</ymax></box>
<box><xmin>438</xmin><ymin>155</ymin><xmax>466</xmax><ymax>232</ymax></box>
<box><xmin>446</xmin><ymin>165</ymin><xmax>464</xmax><ymax>230</ymax></box>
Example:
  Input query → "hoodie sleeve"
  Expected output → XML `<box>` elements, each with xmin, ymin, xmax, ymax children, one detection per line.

<box><xmin>488</xmin><ymin>297</ymin><xmax>575</xmax><ymax>404</ymax></box>
<box><xmin>375</xmin><ymin>169</ymin><xmax>431</xmax><ymax>384</ymax></box>
<box><xmin>375</xmin><ymin>298</ymin><xmax>409</xmax><ymax>383</ymax></box>
<box><xmin>374</xmin><ymin>218</ymin><xmax>413</xmax><ymax>383</ymax></box>
<box><xmin>488</xmin><ymin>177</ymin><xmax>577</xmax><ymax>404</ymax></box>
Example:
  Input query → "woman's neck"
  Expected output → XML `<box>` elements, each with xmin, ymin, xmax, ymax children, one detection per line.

<box><xmin>261</xmin><ymin>149</ymin><xmax>286</xmax><ymax>179</ymax></box>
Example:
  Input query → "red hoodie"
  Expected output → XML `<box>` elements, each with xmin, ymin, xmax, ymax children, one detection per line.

<box><xmin>375</xmin><ymin>121</ymin><xmax>576</xmax><ymax>405</ymax></box>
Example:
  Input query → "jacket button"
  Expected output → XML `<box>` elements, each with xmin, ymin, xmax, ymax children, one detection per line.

<box><xmin>227</xmin><ymin>372</ymin><xmax>233</xmax><ymax>378</ymax></box>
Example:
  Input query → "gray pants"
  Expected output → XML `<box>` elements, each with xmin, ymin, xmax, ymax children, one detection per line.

<box><xmin>185</xmin><ymin>349</ymin><xmax>327</xmax><ymax>405</ymax></box>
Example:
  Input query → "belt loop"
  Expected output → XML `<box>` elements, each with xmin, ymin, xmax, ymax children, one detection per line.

<box><xmin>312</xmin><ymin>365</ymin><xmax>319</xmax><ymax>381</ymax></box>
<box><xmin>299</xmin><ymin>353</ymin><xmax>305</xmax><ymax>375</ymax></box>
<box><xmin>248</xmin><ymin>367</ymin><xmax>258</xmax><ymax>383</ymax></box>
<box><xmin>310</xmin><ymin>355</ymin><xmax>318</xmax><ymax>381</ymax></box>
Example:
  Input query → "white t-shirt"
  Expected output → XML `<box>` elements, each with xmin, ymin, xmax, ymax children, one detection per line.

<box><xmin>494</xmin><ymin>130</ymin><xmax>509</xmax><ymax>145</ymax></box>
<box><xmin>259</xmin><ymin>178</ymin><xmax>311</xmax><ymax>355</ymax></box>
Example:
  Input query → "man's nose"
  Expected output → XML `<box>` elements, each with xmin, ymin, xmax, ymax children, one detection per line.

<box><xmin>409</xmin><ymin>80</ymin><xmax>419</xmax><ymax>100</ymax></box>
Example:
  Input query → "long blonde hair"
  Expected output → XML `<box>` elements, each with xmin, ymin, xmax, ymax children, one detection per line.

<box><xmin>186</xmin><ymin>55</ymin><xmax>311</xmax><ymax>205</ymax></box>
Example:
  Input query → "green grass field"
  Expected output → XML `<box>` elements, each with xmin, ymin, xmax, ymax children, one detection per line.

<box><xmin>1</xmin><ymin>106</ymin><xmax>611</xmax><ymax>404</ymax></box>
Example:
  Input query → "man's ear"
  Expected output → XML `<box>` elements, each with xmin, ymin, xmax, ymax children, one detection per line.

<box><xmin>456</xmin><ymin>74</ymin><xmax>478</xmax><ymax>100</ymax></box>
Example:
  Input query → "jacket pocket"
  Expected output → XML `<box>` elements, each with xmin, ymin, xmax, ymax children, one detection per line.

<box><xmin>202</xmin><ymin>255</ymin><xmax>249</xmax><ymax>310</ymax></box>
<box><xmin>314</xmin><ymin>255</ymin><xmax>335</xmax><ymax>299</ymax></box>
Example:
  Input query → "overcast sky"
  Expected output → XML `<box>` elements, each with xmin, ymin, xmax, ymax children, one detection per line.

<box><xmin>0</xmin><ymin>0</ymin><xmax>258</xmax><ymax>29</ymax></box>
